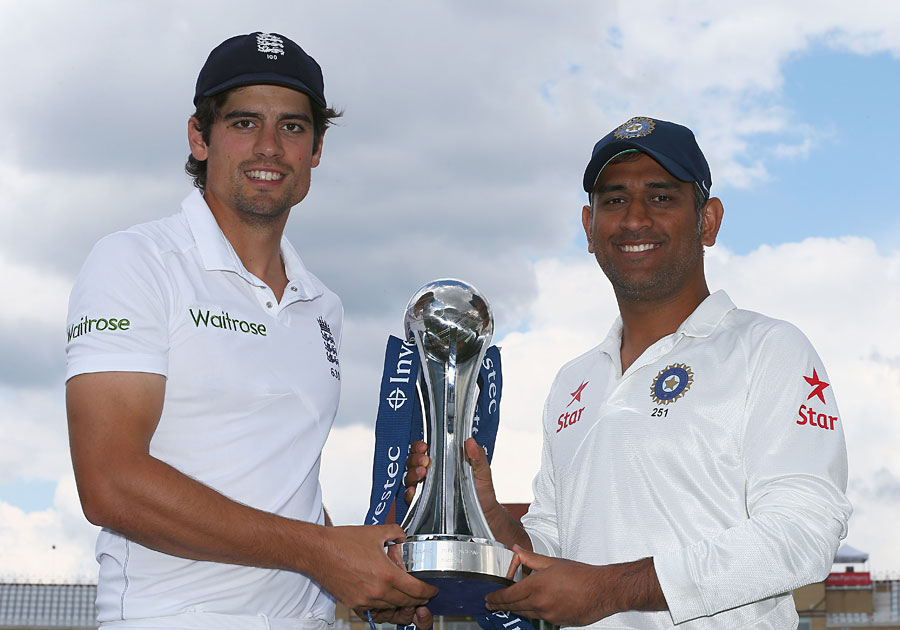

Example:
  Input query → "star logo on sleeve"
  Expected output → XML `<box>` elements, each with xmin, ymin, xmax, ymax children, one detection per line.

<box><xmin>567</xmin><ymin>380</ymin><xmax>589</xmax><ymax>408</ymax></box>
<box><xmin>803</xmin><ymin>368</ymin><xmax>830</xmax><ymax>404</ymax></box>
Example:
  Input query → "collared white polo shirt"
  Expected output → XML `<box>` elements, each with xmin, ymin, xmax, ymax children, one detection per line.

<box><xmin>66</xmin><ymin>190</ymin><xmax>342</xmax><ymax>626</ymax></box>
<box><xmin>521</xmin><ymin>290</ymin><xmax>851</xmax><ymax>630</ymax></box>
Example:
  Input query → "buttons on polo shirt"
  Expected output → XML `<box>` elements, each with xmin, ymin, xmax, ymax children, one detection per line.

<box><xmin>291</xmin><ymin>286</ymin><xmax>298</xmax><ymax>292</ymax></box>
<box><xmin>266</xmin><ymin>301</ymin><xmax>273</xmax><ymax>309</ymax></box>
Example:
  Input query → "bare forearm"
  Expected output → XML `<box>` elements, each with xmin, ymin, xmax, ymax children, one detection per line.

<box><xmin>78</xmin><ymin>452</ymin><xmax>322</xmax><ymax>573</ymax></box>
<box><xmin>602</xmin><ymin>557</ymin><xmax>667</xmax><ymax>613</ymax></box>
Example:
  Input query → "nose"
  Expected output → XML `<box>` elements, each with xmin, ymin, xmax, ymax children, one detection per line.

<box><xmin>253</xmin><ymin>124</ymin><xmax>284</xmax><ymax>159</ymax></box>
<box><xmin>620</xmin><ymin>199</ymin><xmax>652</xmax><ymax>232</ymax></box>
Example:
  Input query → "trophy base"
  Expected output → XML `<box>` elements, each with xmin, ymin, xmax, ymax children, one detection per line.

<box><xmin>396</xmin><ymin>536</ymin><xmax>521</xmax><ymax>615</ymax></box>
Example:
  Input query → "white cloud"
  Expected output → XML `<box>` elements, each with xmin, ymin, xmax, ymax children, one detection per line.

<box><xmin>0</xmin><ymin>386</ymin><xmax>69</xmax><ymax>482</ymax></box>
<box><xmin>0</xmin><ymin>475</ymin><xmax>97</xmax><ymax>582</ymax></box>
<box><xmin>0</xmin><ymin>248</ymin><xmax>71</xmax><ymax>326</ymax></box>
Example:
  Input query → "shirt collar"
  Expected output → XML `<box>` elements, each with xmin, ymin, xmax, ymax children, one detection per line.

<box><xmin>181</xmin><ymin>190</ymin><xmax>324</xmax><ymax>300</ymax></box>
<box><xmin>597</xmin><ymin>289</ymin><xmax>736</xmax><ymax>360</ymax></box>
<box><xmin>677</xmin><ymin>289</ymin><xmax>735</xmax><ymax>338</ymax></box>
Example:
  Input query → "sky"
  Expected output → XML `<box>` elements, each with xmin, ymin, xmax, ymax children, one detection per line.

<box><xmin>1</xmin><ymin>0</ymin><xmax>900</xmax><ymax>583</ymax></box>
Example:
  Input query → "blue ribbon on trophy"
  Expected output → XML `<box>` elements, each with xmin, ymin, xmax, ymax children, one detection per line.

<box><xmin>365</xmin><ymin>279</ymin><xmax>532</xmax><ymax>630</ymax></box>
<box><xmin>366</xmin><ymin>335</ymin><xmax>421</xmax><ymax>527</ymax></box>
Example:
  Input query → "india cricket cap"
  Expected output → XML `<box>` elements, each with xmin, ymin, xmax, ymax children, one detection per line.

<box><xmin>194</xmin><ymin>32</ymin><xmax>326</xmax><ymax>108</ymax></box>
<box><xmin>583</xmin><ymin>116</ymin><xmax>711</xmax><ymax>198</ymax></box>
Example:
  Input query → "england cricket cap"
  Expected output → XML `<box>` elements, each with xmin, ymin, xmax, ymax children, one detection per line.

<box><xmin>194</xmin><ymin>32</ymin><xmax>326</xmax><ymax>107</ymax></box>
<box><xmin>583</xmin><ymin>116</ymin><xmax>711</xmax><ymax>198</ymax></box>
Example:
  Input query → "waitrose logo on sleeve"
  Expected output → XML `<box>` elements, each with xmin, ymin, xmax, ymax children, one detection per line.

<box><xmin>67</xmin><ymin>315</ymin><xmax>130</xmax><ymax>342</ymax></box>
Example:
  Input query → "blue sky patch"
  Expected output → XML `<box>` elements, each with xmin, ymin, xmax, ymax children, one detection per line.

<box><xmin>720</xmin><ymin>50</ymin><xmax>900</xmax><ymax>253</ymax></box>
<box><xmin>0</xmin><ymin>479</ymin><xmax>56</xmax><ymax>513</ymax></box>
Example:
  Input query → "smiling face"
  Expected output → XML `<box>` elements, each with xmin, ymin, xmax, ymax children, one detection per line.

<box><xmin>188</xmin><ymin>84</ymin><xmax>322</xmax><ymax>227</ymax></box>
<box><xmin>582</xmin><ymin>152</ymin><xmax>722</xmax><ymax>303</ymax></box>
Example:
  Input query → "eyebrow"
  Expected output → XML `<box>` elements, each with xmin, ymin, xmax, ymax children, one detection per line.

<box><xmin>595</xmin><ymin>180</ymin><xmax>682</xmax><ymax>194</ymax></box>
<box><xmin>223</xmin><ymin>110</ymin><xmax>313</xmax><ymax>124</ymax></box>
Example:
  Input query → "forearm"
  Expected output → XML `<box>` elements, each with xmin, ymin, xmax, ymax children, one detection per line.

<box><xmin>77</xmin><ymin>450</ymin><xmax>324</xmax><ymax>574</ymax></box>
<box><xmin>601</xmin><ymin>557</ymin><xmax>667</xmax><ymax>613</ymax></box>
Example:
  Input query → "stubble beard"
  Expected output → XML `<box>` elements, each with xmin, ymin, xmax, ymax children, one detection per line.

<box><xmin>230</xmin><ymin>164</ymin><xmax>302</xmax><ymax>228</ymax></box>
<box><xmin>232</xmin><ymin>188</ymin><xmax>294</xmax><ymax>227</ymax></box>
<box><xmin>599</xmin><ymin>239</ymin><xmax>704</xmax><ymax>303</ymax></box>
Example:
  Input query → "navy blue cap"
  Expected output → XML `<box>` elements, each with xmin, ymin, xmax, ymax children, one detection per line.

<box><xmin>583</xmin><ymin>117</ymin><xmax>711</xmax><ymax>198</ymax></box>
<box><xmin>194</xmin><ymin>32</ymin><xmax>326</xmax><ymax>108</ymax></box>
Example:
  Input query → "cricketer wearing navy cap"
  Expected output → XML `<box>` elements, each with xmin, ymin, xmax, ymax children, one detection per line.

<box><xmin>66</xmin><ymin>31</ymin><xmax>438</xmax><ymax>630</ymax></box>
<box><xmin>185</xmin><ymin>32</ymin><xmax>338</xmax><ymax>195</ymax></box>
<box><xmin>405</xmin><ymin>114</ymin><xmax>850</xmax><ymax>630</ymax></box>
<box><xmin>575</xmin><ymin>115</ymin><xmax>724</xmax><ymax>309</ymax></box>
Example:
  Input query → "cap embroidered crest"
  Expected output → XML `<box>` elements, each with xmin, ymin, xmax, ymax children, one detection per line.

<box><xmin>256</xmin><ymin>33</ymin><xmax>285</xmax><ymax>57</ymax></box>
<box><xmin>650</xmin><ymin>363</ymin><xmax>694</xmax><ymax>405</ymax></box>
<box><xmin>615</xmin><ymin>117</ymin><xmax>656</xmax><ymax>140</ymax></box>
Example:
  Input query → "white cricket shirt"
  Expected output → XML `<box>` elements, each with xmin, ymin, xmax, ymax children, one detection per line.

<box><xmin>522</xmin><ymin>290</ymin><xmax>851</xmax><ymax>630</ymax></box>
<box><xmin>66</xmin><ymin>191</ymin><xmax>343</xmax><ymax>628</ymax></box>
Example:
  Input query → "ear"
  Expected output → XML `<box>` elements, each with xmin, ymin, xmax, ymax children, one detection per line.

<box><xmin>700</xmin><ymin>197</ymin><xmax>724</xmax><ymax>247</ymax></box>
<box><xmin>582</xmin><ymin>204</ymin><xmax>594</xmax><ymax>253</ymax></box>
<box><xmin>311</xmin><ymin>128</ymin><xmax>325</xmax><ymax>169</ymax></box>
<box><xmin>187</xmin><ymin>116</ymin><xmax>208</xmax><ymax>162</ymax></box>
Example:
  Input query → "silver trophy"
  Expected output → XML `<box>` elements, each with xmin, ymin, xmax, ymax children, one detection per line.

<box><xmin>395</xmin><ymin>279</ymin><xmax>521</xmax><ymax>615</ymax></box>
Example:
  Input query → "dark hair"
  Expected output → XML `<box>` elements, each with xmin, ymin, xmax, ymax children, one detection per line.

<box><xmin>185</xmin><ymin>88</ymin><xmax>342</xmax><ymax>190</ymax></box>
<box><xmin>589</xmin><ymin>150</ymin><xmax>708</xmax><ymax>235</ymax></box>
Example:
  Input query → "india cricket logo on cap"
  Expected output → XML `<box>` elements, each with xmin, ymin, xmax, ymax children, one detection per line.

<box><xmin>650</xmin><ymin>363</ymin><xmax>694</xmax><ymax>405</ymax></box>
<box><xmin>615</xmin><ymin>116</ymin><xmax>655</xmax><ymax>139</ymax></box>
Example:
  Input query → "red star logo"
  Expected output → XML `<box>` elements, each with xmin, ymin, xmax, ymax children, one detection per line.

<box><xmin>567</xmin><ymin>381</ymin><xmax>589</xmax><ymax>408</ymax></box>
<box><xmin>804</xmin><ymin>368</ymin><xmax>830</xmax><ymax>404</ymax></box>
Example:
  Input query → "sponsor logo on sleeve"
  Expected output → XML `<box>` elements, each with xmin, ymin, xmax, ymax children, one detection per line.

<box><xmin>797</xmin><ymin>368</ymin><xmax>838</xmax><ymax>430</ymax></box>
<box><xmin>67</xmin><ymin>315</ymin><xmax>131</xmax><ymax>342</ymax></box>
<box><xmin>557</xmin><ymin>380</ymin><xmax>588</xmax><ymax>433</ymax></box>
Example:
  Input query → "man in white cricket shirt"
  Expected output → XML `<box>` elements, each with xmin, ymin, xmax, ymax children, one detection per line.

<box><xmin>66</xmin><ymin>32</ymin><xmax>436</xmax><ymax>630</ymax></box>
<box><xmin>406</xmin><ymin>116</ymin><xmax>851</xmax><ymax>629</ymax></box>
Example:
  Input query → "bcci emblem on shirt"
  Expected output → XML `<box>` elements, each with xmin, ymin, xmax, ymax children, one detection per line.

<box><xmin>650</xmin><ymin>363</ymin><xmax>694</xmax><ymax>405</ymax></box>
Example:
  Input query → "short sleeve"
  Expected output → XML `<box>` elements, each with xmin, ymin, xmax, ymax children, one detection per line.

<box><xmin>65</xmin><ymin>231</ymin><xmax>172</xmax><ymax>380</ymax></box>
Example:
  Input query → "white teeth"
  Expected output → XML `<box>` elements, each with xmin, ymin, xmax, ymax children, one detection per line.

<box><xmin>621</xmin><ymin>243</ymin><xmax>659</xmax><ymax>252</ymax></box>
<box><xmin>246</xmin><ymin>170</ymin><xmax>284</xmax><ymax>181</ymax></box>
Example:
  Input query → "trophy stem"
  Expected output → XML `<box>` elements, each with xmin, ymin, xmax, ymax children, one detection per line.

<box><xmin>443</xmin><ymin>338</ymin><xmax>457</xmax><ymax>535</ymax></box>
